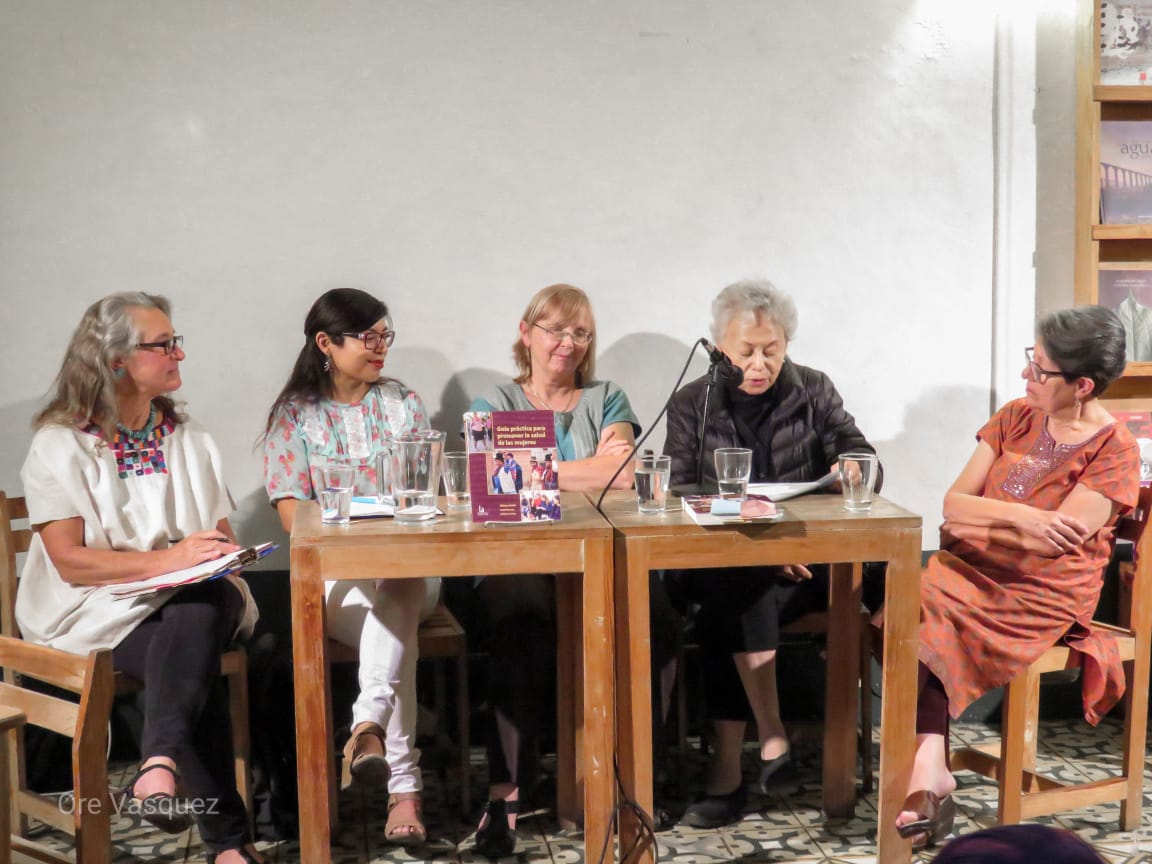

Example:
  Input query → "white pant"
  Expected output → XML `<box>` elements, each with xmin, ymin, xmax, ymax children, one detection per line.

<box><xmin>325</xmin><ymin>577</ymin><xmax>441</xmax><ymax>793</ymax></box>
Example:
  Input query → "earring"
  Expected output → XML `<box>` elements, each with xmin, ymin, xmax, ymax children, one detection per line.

<box><xmin>323</xmin><ymin>357</ymin><xmax>332</xmax><ymax>372</ymax></box>
<box><xmin>113</xmin><ymin>366</ymin><xmax>126</xmax><ymax>379</ymax></box>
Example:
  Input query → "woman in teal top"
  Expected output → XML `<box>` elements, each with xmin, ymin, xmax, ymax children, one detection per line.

<box><xmin>458</xmin><ymin>284</ymin><xmax>639</xmax><ymax>858</ymax></box>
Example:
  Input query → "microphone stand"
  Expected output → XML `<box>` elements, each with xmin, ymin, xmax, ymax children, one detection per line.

<box><xmin>692</xmin><ymin>359</ymin><xmax>728</xmax><ymax>493</ymax></box>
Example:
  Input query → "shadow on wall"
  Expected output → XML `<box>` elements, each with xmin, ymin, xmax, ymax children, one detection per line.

<box><xmin>598</xmin><ymin>333</ymin><xmax>710</xmax><ymax>454</ymax></box>
<box><xmin>870</xmin><ymin>384</ymin><xmax>992</xmax><ymax>548</ymax></box>
<box><xmin>0</xmin><ymin>398</ymin><xmax>44</xmax><ymax>493</ymax></box>
<box><xmin>431</xmin><ymin>367</ymin><xmax>514</xmax><ymax>446</ymax></box>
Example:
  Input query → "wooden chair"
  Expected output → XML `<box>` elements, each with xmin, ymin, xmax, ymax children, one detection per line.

<box><xmin>0</xmin><ymin>491</ymin><xmax>253</xmax><ymax>864</ymax></box>
<box><xmin>951</xmin><ymin>483</ymin><xmax>1152</xmax><ymax>827</ymax></box>
<box><xmin>328</xmin><ymin>602</ymin><xmax>470</xmax><ymax>814</ymax></box>
<box><xmin>1</xmin><ymin>705</ymin><xmax>26</xmax><ymax>864</ymax></box>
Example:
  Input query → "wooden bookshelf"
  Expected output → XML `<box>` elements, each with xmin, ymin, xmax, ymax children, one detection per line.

<box><xmin>1078</xmin><ymin>0</ymin><xmax>1152</xmax><ymax>399</ymax></box>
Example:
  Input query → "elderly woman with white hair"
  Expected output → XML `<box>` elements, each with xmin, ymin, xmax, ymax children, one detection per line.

<box><xmin>663</xmin><ymin>279</ymin><xmax>881</xmax><ymax>828</ymax></box>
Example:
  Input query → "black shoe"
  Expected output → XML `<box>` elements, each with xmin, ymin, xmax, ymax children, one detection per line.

<box><xmin>680</xmin><ymin>784</ymin><xmax>747</xmax><ymax>829</ymax></box>
<box><xmin>475</xmin><ymin>798</ymin><xmax>520</xmax><ymax>859</ymax></box>
<box><xmin>205</xmin><ymin>848</ymin><xmax>263</xmax><ymax>864</ymax></box>
<box><xmin>755</xmin><ymin>752</ymin><xmax>792</xmax><ymax>794</ymax></box>
<box><xmin>120</xmin><ymin>762</ymin><xmax>193</xmax><ymax>834</ymax></box>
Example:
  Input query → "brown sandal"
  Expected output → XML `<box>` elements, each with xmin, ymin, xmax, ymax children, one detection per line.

<box><xmin>385</xmin><ymin>792</ymin><xmax>426</xmax><ymax>846</ymax></box>
<box><xmin>896</xmin><ymin>790</ymin><xmax>955</xmax><ymax>850</ymax></box>
<box><xmin>343</xmin><ymin>722</ymin><xmax>389</xmax><ymax>786</ymax></box>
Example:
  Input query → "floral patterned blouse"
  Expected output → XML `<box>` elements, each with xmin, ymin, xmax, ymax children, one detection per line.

<box><xmin>263</xmin><ymin>380</ymin><xmax>429</xmax><ymax>502</ymax></box>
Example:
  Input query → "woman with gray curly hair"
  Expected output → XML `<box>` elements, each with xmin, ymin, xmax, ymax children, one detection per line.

<box><xmin>17</xmin><ymin>292</ymin><xmax>262</xmax><ymax>864</ymax></box>
<box><xmin>664</xmin><ymin>279</ymin><xmax>880</xmax><ymax>828</ymax></box>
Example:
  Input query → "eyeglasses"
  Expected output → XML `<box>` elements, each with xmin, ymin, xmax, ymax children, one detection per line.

<box><xmin>1024</xmin><ymin>346</ymin><xmax>1074</xmax><ymax>384</ymax></box>
<box><xmin>341</xmin><ymin>330</ymin><xmax>396</xmax><ymax>351</ymax></box>
<box><xmin>136</xmin><ymin>335</ymin><xmax>184</xmax><ymax>355</ymax></box>
<box><xmin>533</xmin><ymin>323</ymin><xmax>593</xmax><ymax>346</ymax></box>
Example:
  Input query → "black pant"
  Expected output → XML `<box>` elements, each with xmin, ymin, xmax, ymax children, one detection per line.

<box><xmin>112</xmin><ymin>579</ymin><xmax>250</xmax><ymax>853</ymax></box>
<box><xmin>674</xmin><ymin>565</ymin><xmax>828</xmax><ymax>722</ymax></box>
<box><xmin>444</xmin><ymin>572</ymin><xmax>681</xmax><ymax>802</ymax></box>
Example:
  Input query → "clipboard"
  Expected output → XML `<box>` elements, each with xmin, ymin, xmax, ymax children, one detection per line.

<box><xmin>111</xmin><ymin>542</ymin><xmax>278</xmax><ymax>599</ymax></box>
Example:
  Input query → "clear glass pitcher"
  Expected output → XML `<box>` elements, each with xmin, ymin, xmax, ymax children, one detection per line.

<box><xmin>390</xmin><ymin>430</ymin><xmax>445</xmax><ymax>523</ymax></box>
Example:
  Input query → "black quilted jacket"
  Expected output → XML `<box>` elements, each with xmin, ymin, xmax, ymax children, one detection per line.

<box><xmin>663</xmin><ymin>357</ymin><xmax>882</xmax><ymax>492</ymax></box>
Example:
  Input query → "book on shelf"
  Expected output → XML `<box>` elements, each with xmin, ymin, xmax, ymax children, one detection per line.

<box><xmin>1100</xmin><ymin>121</ymin><xmax>1152</xmax><ymax>224</ymax></box>
<box><xmin>111</xmin><ymin>541</ymin><xmax>277</xmax><ymax>599</ymax></box>
<box><xmin>681</xmin><ymin>494</ymin><xmax>782</xmax><ymax>526</ymax></box>
<box><xmin>1100</xmin><ymin>1</ymin><xmax>1152</xmax><ymax>85</ymax></box>
<box><xmin>1098</xmin><ymin>269</ymin><xmax>1152</xmax><ymax>361</ymax></box>
<box><xmin>1112</xmin><ymin>410</ymin><xmax>1152</xmax><ymax>484</ymax></box>
<box><xmin>464</xmin><ymin>410</ymin><xmax>561</xmax><ymax>523</ymax></box>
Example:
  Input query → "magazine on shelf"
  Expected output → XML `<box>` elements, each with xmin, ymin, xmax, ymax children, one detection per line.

<box><xmin>1100</xmin><ymin>121</ymin><xmax>1152</xmax><ymax>224</ymax></box>
<box><xmin>1113</xmin><ymin>410</ymin><xmax>1152</xmax><ymax>484</ymax></box>
<box><xmin>111</xmin><ymin>542</ymin><xmax>277</xmax><ymax>599</ymax></box>
<box><xmin>464</xmin><ymin>410</ymin><xmax>561</xmax><ymax>523</ymax></box>
<box><xmin>1100</xmin><ymin>1</ymin><xmax>1152</xmax><ymax>84</ymax></box>
<box><xmin>1097</xmin><ymin>269</ymin><xmax>1152</xmax><ymax>362</ymax></box>
<box><xmin>682</xmin><ymin>494</ymin><xmax>783</xmax><ymax>526</ymax></box>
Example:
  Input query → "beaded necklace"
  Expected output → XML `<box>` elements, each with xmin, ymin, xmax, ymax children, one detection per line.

<box><xmin>84</xmin><ymin>404</ymin><xmax>175</xmax><ymax>479</ymax></box>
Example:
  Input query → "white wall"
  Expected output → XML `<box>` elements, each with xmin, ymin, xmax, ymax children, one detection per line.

<box><xmin>0</xmin><ymin>1</ymin><xmax>1077</xmax><ymax>559</ymax></box>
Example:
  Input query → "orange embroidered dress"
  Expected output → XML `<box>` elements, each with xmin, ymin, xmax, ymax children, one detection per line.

<box><xmin>919</xmin><ymin>399</ymin><xmax>1139</xmax><ymax>724</ymax></box>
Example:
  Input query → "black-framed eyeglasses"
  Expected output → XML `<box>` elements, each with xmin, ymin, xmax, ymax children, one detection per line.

<box><xmin>341</xmin><ymin>330</ymin><xmax>396</xmax><ymax>351</ymax></box>
<box><xmin>1025</xmin><ymin>346</ymin><xmax>1075</xmax><ymax>384</ymax></box>
<box><xmin>533</xmin><ymin>323</ymin><xmax>593</xmax><ymax>346</ymax></box>
<box><xmin>136</xmin><ymin>335</ymin><xmax>184</xmax><ymax>355</ymax></box>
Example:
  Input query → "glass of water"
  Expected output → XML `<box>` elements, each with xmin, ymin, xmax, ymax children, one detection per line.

<box><xmin>391</xmin><ymin>430</ymin><xmax>445</xmax><ymax>523</ymax></box>
<box><xmin>714</xmin><ymin>448</ymin><xmax>752</xmax><ymax>499</ymax></box>
<box><xmin>319</xmin><ymin>463</ymin><xmax>354</xmax><ymax>524</ymax></box>
<box><xmin>838</xmin><ymin>451</ymin><xmax>878</xmax><ymax>511</ymax></box>
<box><xmin>635</xmin><ymin>454</ymin><xmax>671</xmax><ymax>513</ymax></box>
<box><xmin>442</xmin><ymin>452</ymin><xmax>471</xmax><ymax>509</ymax></box>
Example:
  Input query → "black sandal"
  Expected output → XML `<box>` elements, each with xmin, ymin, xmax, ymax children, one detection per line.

<box><xmin>680</xmin><ymin>783</ymin><xmax>747</xmax><ymax>828</ymax></box>
<box><xmin>474</xmin><ymin>798</ymin><xmax>520</xmax><ymax>859</ymax></box>
<box><xmin>120</xmin><ymin>762</ymin><xmax>192</xmax><ymax>834</ymax></box>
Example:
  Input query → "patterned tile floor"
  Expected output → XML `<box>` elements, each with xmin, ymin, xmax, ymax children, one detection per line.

<box><xmin>19</xmin><ymin>717</ymin><xmax>1152</xmax><ymax>863</ymax></box>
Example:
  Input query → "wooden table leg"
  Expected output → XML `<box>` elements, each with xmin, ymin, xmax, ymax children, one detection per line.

<box><xmin>617</xmin><ymin>537</ymin><xmax>654</xmax><ymax>864</ymax></box>
<box><xmin>581</xmin><ymin>535</ymin><xmax>616</xmax><ymax>864</ymax></box>
<box><xmin>823</xmin><ymin>562</ymin><xmax>861</xmax><ymax>817</ymax></box>
<box><xmin>291</xmin><ymin>546</ymin><xmax>334</xmax><ymax>864</ymax></box>
<box><xmin>555</xmin><ymin>572</ymin><xmax>580</xmax><ymax>828</ymax></box>
<box><xmin>876</xmin><ymin>530</ymin><xmax>921</xmax><ymax>863</ymax></box>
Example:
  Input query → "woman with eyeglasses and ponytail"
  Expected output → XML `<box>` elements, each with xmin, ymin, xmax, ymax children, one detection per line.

<box><xmin>262</xmin><ymin>287</ymin><xmax>437</xmax><ymax>846</ymax></box>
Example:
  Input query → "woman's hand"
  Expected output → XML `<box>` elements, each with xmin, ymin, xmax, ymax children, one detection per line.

<box><xmin>780</xmin><ymin>564</ymin><xmax>812</xmax><ymax>582</ymax></box>
<box><xmin>595</xmin><ymin>427</ymin><xmax>633</xmax><ymax>458</ymax></box>
<box><xmin>167</xmin><ymin>530</ymin><xmax>241</xmax><ymax>570</ymax></box>
<box><xmin>1014</xmin><ymin>508</ymin><xmax>1090</xmax><ymax>553</ymax></box>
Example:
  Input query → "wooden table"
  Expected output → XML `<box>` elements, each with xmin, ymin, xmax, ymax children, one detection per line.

<box><xmin>601</xmin><ymin>491</ymin><xmax>922</xmax><ymax>864</ymax></box>
<box><xmin>290</xmin><ymin>495</ymin><xmax>615</xmax><ymax>864</ymax></box>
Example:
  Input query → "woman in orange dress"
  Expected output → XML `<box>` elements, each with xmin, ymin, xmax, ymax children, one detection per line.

<box><xmin>895</xmin><ymin>306</ymin><xmax>1140</xmax><ymax>849</ymax></box>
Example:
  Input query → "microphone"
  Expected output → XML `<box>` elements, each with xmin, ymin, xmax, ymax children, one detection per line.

<box><xmin>699</xmin><ymin>338</ymin><xmax>744</xmax><ymax>386</ymax></box>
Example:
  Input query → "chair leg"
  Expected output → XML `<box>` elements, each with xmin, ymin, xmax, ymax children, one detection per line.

<box><xmin>1121</xmin><ymin>655</ymin><xmax>1150</xmax><ymax>830</ymax></box>
<box><xmin>455</xmin><ymin>653</ymin><xmax>470</xmax><ymax>815</ymax></box>
<box><xmin>227</xmin><ymin>657</ymin><xmax>254</xmax><ymax>836</ymax></box>
<box><xmin>998</xmin><ymin>666</ymin><xmax>1039</xmax><ymax>825</ymax></box>
<box><xmin>859</xmin><ymin>627</ymin><xmax>873</xmax><ymax>795</ymax></box>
